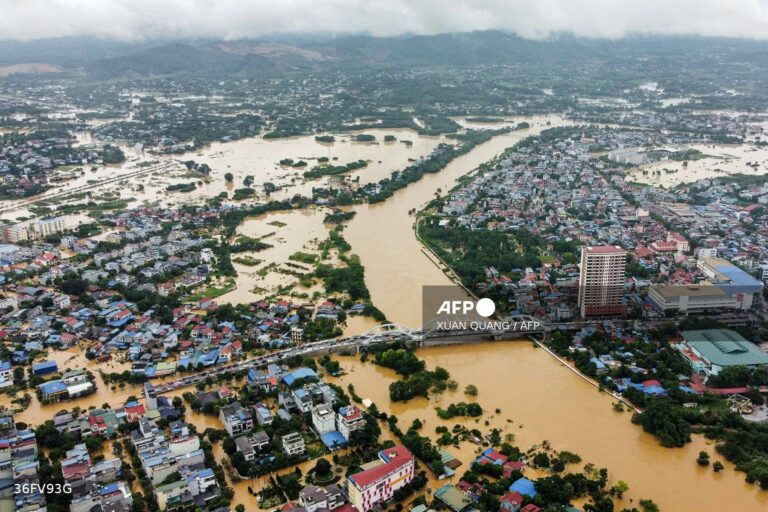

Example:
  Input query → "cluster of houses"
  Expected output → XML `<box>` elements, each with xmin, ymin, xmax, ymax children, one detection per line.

<box><xmin>36</xmin><ymin>364</ymin><xmax>96</xmax><ymax>402</ymax></box>
<box><xmin>65</xmin><ymin>442</ymin><xmax>131</xmax><ymax>512</ymax></box>
<box><xmin>428</xmin><ymin>447</ymin><xmax>541</xmax><ymax>512</ymax></box>
<box><xmin>0</xmin><ymin>205</ymin><xmax>356</xmax><ymax>399</ymax></box>
<box><xmin>0</xmin><ymin>285</ymin><xmax>319</xmax><ymax>400</ymax></box>
<box><xmin>217</xmin><ymin>365</ymin><xmax>368</xmax><ymax>470</ymax></box>
<box><xmin>434</xmin><ymin>125</ymin><xmax>768</xmax><ymax>321</ymax></box>
<box><xmin>0</xmin><ymin>414</ymin><xmax>46</xmax><ymax>512</ymax></box>
<box><xmin>204</xmin><ymin>363</ymin><xmax>418</xmax><ymax>512</ymax></box>
<box><xmin>570</xmin><ymin>109</ymin><xmax>763</xmax><ymax>141</ymax></box>
<box><xmin>87</xmin><ymin>223</ymin><xmax>209</xmax><ymax>290</ymax></box>
<box><xmin>0</xmin><ymin>130</ymin><xmax>107</xmax><ymax>198</ymax></box>
<box><xmin>134</xmin><ymin>417</ymin><xmax>221</xmax><ymax>510</ymax></box>
<box><xmin>54</xmin><ymin>382</ymin><xmax>217</xmax><ymax>511</ymax></box>
<box><xmin>566</xmin><ymin>321</ymin><xmax>768</xmax><ymax>398</ymax></box>
<box><xmin>278</xmin><ymin>445</ymin><xmax>415</xmax><ymax>512</ymax></box>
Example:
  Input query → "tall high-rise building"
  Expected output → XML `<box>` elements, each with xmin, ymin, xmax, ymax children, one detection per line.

<box><xmin>578</xmin><ymin>245</ymin><xmax>627</xmax><ymax>318</ymax></box>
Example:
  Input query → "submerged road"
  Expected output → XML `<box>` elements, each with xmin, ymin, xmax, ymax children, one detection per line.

<box><xmin>0</xmin><ymin>161</ymin><xmax>179</xmax><ymax>214</ymax></box>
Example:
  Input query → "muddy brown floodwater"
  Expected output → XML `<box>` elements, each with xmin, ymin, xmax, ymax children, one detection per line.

<box><xmin>334</xmin><ymin>343</ymin><xmax>768</xmax><ymax>512</ymax></box>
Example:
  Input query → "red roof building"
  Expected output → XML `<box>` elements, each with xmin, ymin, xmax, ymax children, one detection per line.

<box><xmin>501</xmin><ymin>491</ymin><xmax>524</xmax><ymax>512</ymax></box>
<box><xmin>348</xmin><ymin>445</ymin><xmax>414</xmax><ymax>512</ymax></box>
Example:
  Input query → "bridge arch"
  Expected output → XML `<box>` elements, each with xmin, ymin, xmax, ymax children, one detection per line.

<box><xmin>360</xmin><ymin>322</ymin><xmax>419</xmax><ymax>343</ymax></box>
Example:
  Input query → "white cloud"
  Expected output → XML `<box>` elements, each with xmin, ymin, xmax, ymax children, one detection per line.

<box><xmin>1</xmin><ymin>0</ymin><xmax>767</xmax><ymax>41</ymax></box>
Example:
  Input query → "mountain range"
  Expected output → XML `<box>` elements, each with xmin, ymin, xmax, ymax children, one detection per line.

<box><xmin>2</xmin><ymin>31</ymin><xmax>768</xmax><ymax>78</ymax></box>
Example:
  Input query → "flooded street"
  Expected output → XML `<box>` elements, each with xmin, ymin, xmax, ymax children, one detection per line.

<box><xmin>335</xmin><ymin>343</ymin><xmax>768</xmax><ymax>512</ymax></box>
<box><xmin>628</xmin><ymin>142</ymin><xmax>768</xmax><ymax>187</ymax></box>
<box><xmin>0</xmin><ymin>347</ymin><xmax>143</xmax><ymax>425</ymax></box>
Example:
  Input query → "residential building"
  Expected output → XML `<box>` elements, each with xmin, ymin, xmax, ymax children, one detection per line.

<box><xmin>299</xmin><ymin>484</ymin><xmax>345</xmax><ymax>512</ymax></box>
<box><xmin>235</xmin><ymin>431</ymin><xmax>270</xmax><ymax>461</ymax></box>
<box><xmin>667</xmin><ymin>232</ymin><xmax>689</xmax><ymax>253</ymax></box>
<box><xmin>312</xmin><ymin>403</ymin><xmax>335</xmax><ymax>434</ymax></box>
<box><xmin>0</xmin><ymin>361</ymin><xmax>13</xmax><ymax>388</ymax></box>
<box><xmin>337</xmin><ymin>406</ymin><xmax>365</xmax><ymax>441</ymax></box>
<box><xmin>281</xmin><ymin>432</ymin><xmax>306</xmax><ymax>456</ymax></box>
<box><xmin>0</xmin><ymin>414</ymin><xmax>47</xmax><ymax>511</ymax></box>
<box><xmin>292</xmin><ymin>388</ymin><xmax>314</xmax><ymax>413</ymax></box>
<box><xmin>219</xmin><ymin>402</ymin><xmax>253</xmax><ymax>437</ymax></box>
<box><xmin>697</xmin><ymin>247</ymin><xmax>718</xmax><ymax>259</ymax></box>
<box><xmin>155</xmin><ymin>480</ymin><xmax>189</xmax><ymax>510</ymax></box>
<box><xmin>434</xmin><ymin>484</ymin><xmax>474</xmax><ymax>512</ymax></box>
<box><xmin>254</xmin><ymin>403</ymin><xmax>273</xmax><ymax>426</ymax></box>
<box><xmin>34</xmin><ymin>216</ymin><xmax>67</xmax><ymax>238</ymax></box>
<box><xmin>501</xmin><ymin>491</ymin><xmax>525</xmax><ymax>512</ymax></box>
<box><xmin>1</xmin><ymin>224</ymin><xmax>29</xmax><ymax>243</ymax></box>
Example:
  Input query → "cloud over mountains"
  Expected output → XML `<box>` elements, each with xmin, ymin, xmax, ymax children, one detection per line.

<box><xmin>1</xmin><ymin>0</ymin><xmax>767</xmax><ymax>42</ymax></box>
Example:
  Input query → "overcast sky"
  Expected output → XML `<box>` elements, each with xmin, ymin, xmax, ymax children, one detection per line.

<box><xmin>1</xmin><ymin>0</ymin><xmax>767</xmax><ymax>42</ymax></box>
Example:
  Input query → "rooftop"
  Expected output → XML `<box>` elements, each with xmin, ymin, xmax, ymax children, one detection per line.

<box><xmin>682</xmin><ymin>329</ymin><xmax>768</xmax><ymax>367</ymax></box>
<box><xmin>699</xmin><ymin>258</ymin><xmax>763</xmax><ymax>293</ymax></box>
<box><xmin>434</xmin><ymin>484</ymin><xmax>473</xmax><ymax>512</ymax></box>
<box><xmin>585</xmin><ymin>245</ymin><xmax>625</xmax><ymax>254</ymax></box>
<box><xmin>652</xmin><ymin>284</ymin><xmax>725</xmax><ymax>298</ymax></box>
<box><xmin>349</xmin><ymin>445</ymin><xmax>412</xmax><ymax>489</ymax></box>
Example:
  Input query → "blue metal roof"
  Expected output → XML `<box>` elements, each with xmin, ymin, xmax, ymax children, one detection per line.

<box><xmin>509</xmin><ymin>477</ymin><xmax>537</xmax><ymax>497</ymax></box>
<box><xmin>32</xmin><ymin>360</ymin><xmax>57</xmax><ymax>374</ymax></box>
<box><xmin>713</xmin><ymin>262</ymin><xmax>763</xmax><ymax>294</ymax></box>
<box><xmin>100</xmin><ymin>482</ymin><xmax>120</xmax><ymax>495</ymax></box>
<box><xmin>283</xmin><ymin>367</ymin><xmax>317</xmax><ymax>386</ymax></box>
<box><xmin>39</xmin><ymin>380</ymin><xmax>67</xmax><ymax>395</ymax></box>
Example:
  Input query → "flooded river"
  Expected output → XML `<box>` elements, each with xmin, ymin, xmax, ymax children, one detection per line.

<box><xmin>3</xmin><ymin>114</ymin><xmax>767</xmax><ymax>511</ymax></box>
<box><xmin>344</xmin><ymin>114</ymin><xmax>569</xmax><ymax>328</ymax></box>
<box><xmin>331</xmin><ymin>114</ymin><xmax>768</xmax><ymax>511</ymax></box>
<box><xmin>335</xmin><ymin>343</ymin><xmax>768</xmax><ymax>512</ymax></box>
